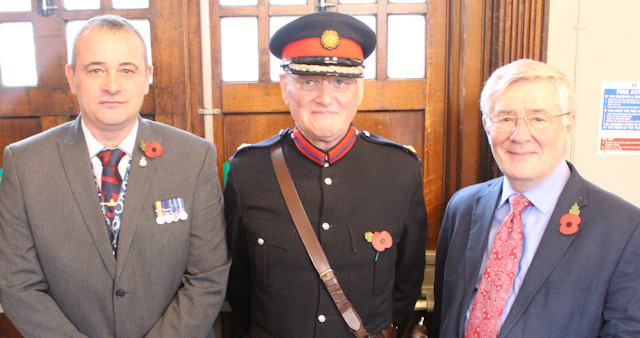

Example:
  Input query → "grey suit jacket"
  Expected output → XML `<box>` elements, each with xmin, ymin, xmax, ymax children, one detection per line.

<box><xmin>0</xmin><ymin>116</ymin><xmax>231</xmax><ymax>337</ymax></box>
<box><xmin>434</xmin><ymin>162</ymin><xmax>640</xmax><ymax>337</ymax></box>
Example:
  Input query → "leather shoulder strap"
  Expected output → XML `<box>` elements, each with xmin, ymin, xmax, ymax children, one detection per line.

<box><xmin>270</xmin><ymin>144</ymin><xmax>369</xmax><ymax>338</ymax></box>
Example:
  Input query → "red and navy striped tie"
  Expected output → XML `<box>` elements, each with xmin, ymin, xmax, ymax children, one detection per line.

<box><xmin>97</xmin><ymin>149</ymin><xmax>125</xmax><ymax>224</ymax></box>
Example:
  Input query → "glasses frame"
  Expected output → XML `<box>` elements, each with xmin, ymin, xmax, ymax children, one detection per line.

<box><xmin>485</xmin><ymin>112</ymin><xmax>571</xmax><ymax>132</ymax></box>
<box><xmin>288</xmin><ymin>74</ymin><xmax>359</xmax><ymax>93</ymax></box>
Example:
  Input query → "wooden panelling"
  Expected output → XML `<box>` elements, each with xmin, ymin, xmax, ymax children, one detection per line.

<box><xmin>0</xmin><ymin>314</ymin><xmax>20</xmax><ymax>338</ymax></box>
<box><xmin>0</xmin><ymin>118</ymin><xmax>41</xmax><ymax>168</ymax></box>
<box><xmin>354</xmin><ymin>111</ymin><xmax>424</xmax><ymax>153</ymax></box>
<box><xmin>223</xmin><ymin>113</ymin><xmax>294</xmax><ymax>161</ymax></box>
<box><xmin>424</xmin><ymin>0</ymin><xmax>447</xmax><ymax>249</ymax></box>
<box><xmin>222</xmin><ymin>111</ymin><xmax>424</xmax><ymax>162</ymax></box>
<box><xmin>0</xmin><ymin>88</ymin><xmax>154</xmax><ymax>117</ymax></box>
<box><xmin>221</xmin><ymin>80</ymin><xmax>426</xmax><ymax>114</ymax></box>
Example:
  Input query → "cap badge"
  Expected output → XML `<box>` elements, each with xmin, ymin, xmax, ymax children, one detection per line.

<box><xmin>320</xmin><ymin>29</ymin><xmax>340</xmax><ymax>50</ymax></box>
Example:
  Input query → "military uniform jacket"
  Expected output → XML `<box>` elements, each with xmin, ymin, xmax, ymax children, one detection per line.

<box><xmin>225</xmin><ymin>129</ymin><xmax>428</xmax><ymax>337</ymax></box>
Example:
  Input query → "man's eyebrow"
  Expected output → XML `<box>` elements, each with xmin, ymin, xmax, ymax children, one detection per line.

<box><xmin>119</xmin><ymin>62</ymin><xmax>140</xmax><ymax>70</ymax></box>
<box><xmin>82</xmin><ymin>61</ymin><xmax>106</xmax><ymax>69</ymax></box>
<box><xmin>493</xmin><ymin>109</ymin><xmax>515</xmax><ymax>115</ymax></box>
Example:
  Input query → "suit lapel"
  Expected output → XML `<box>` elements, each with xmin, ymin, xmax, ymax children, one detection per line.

<box><xmin>58</xmin><ymin>117</ymin><xmax>116</xmax><ymax>278</ymax></box>
<box><xmin>460</xmin><ymin>178</ymin><xmax>502</xmax><ymax>330</ymax></box>
<box><xmin>499</xmin><ymin>164</ymin><xmax>588</xmax><ymax>336</ymax></box>
<box><xmin>114</xmin><ymin>118</ymin><xmax>157</xmax><ymax>280</ymax></box>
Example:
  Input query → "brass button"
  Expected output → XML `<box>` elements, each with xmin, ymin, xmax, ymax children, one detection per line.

<box><xmin>257</xmin><ymin>238</ymin><xmax>265</xmax><ymax>245</ymax></box>
<box><xmin>324</xmin><ymin>177</ymin><xmax>332</xmax><ymax>185</ymax></box>
<box><xmin>318</xmin><ymin>315</ymin><xmax>326</xmax><ymax>323</ymax></box>
<box><xmin>322</xmin><ymin>222</ymin><xmax>330</xmax><ymax>230</ymax></box>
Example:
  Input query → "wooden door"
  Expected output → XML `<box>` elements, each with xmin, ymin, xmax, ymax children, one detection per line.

<box><xmin>209</xmin><ymin>0</ymin><xmax>446</xmax><ymax>249</ymax></box>
<box><xmin>0</xmin><ymin>0</ymin><xmax>195</xmax><ymax>167</ymax></box>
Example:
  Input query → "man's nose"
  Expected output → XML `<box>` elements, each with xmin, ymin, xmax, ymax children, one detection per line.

<box><xmin>102</xmin><ymin>72</ymin><xmax>121</xmax><ymax>94</ymax></box>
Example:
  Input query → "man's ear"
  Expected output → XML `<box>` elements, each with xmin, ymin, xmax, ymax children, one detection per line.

<box><xmin>357</xmin><ymin>78</ymin><xmax>364</xmax><ymax>106</ymax></box>
<box><xmin>482</xmin><ymin>115</ymin><xmax>491</xmax><ymax>137</ymax></box>
<box><xmin>279</xmin><ymin>74</ymin><xmax>289</xmax><ymax>106</ymax></box>
<box><xmin>65</xmin><ymin>64</ymin><xmax>77</xmax><ymax>94</ymax></box>
<box><xmin>562</xmin><ymin>113</ymin><xmax>576</xmax><ymax>144</ymax></box>
<box><xmin>144</xmin><ymin>64</ymin><xmax>153</xmax><ymax>95</ymax></box>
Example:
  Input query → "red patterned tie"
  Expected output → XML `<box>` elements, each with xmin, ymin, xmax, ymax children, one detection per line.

<box><xmin>97</xmin><ymin>149</ymin><xmax>125</xmax><ymax>223</ymax></box>
<box><xmin>465</xmin><ymin>193</ymin><xmax>531</xmax><ymax>337</ymax></box>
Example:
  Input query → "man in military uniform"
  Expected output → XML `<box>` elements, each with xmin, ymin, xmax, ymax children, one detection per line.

<box><xmin>225</xmin><ymin>11</ymin><xmax>428</xmax><ymax>337</ymax></box>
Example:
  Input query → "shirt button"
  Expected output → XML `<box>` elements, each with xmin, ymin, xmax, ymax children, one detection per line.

<box><xmin>322</xmin><ymin>222</ymin><xmax>330</xmax><ymax>231</ymax></box>
<box><xmin>324</xmin><ymin>177</ymin><xmax>332</xmax><ymax>186</ymax></box>
<box><xmin>115</xmin><ymin>289</ymin><xmax>126</xmax><ymax>298</ymax></box>
<box><xmin>257</xmin><ymin>238</ymin><xmax>265</xmax><ymax>245</ymax></box>
<box><xmin>318</xmin><ymin>314</ymin><xmax>326</xmax><ymax>323</ymax></box>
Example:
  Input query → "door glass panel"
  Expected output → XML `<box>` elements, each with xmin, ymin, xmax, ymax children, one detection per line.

<box><xmin>220</xmin><ymin>0</ymin><xmax>257</xmax><ymax>6</ymax></box>
<box><xmin>354</xmin><ymin>15</ymin><xmax>376</xmax><ymax>79</ymax></box>
<box><xmin>0</xmin><ymin>0</ymin><xmax>31</xmax><ymax>12</ymax></box>
<box><xmin>66</xmin><ymin>20</ymin><xmax>153</xmax><ymax>82</ymax></box>
<box><xmin>112</xmin><ymin>0</ymin><xmax>149</xmax><ymax>9</ymax></box>
<box><xmin>64</xmin><ymin>0</ymin><xmax>100</xmax><ymax>10</ymax></box>
<box><xmin>270</xmin><ymin>0</ymin><xmax>306</xmax><ymax>5</ymax></box>
<box><xmin>269</xmin><ymin>16</ymin><xmax>299</xmax><ymax>81</ymax></box>
<box><xmin>0</xmin><ymin>22</ymin><xmax>37</xmax><ymax>86</ymax></box>
<box><xmin>221</xmin><ymin>17</ymin><xmax>258</xmax><ymax>82</ymax></box>
<box><xmin>387</xmin><ymin>14</ymin><xmax>425</xmax><ymax>79</ymax></box>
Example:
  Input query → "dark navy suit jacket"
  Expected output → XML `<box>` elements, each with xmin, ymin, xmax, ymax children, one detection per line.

<box><xmin>434</xmin><ymin>162</ymin><xmax>640</xmax><ymax>337</ymax></box>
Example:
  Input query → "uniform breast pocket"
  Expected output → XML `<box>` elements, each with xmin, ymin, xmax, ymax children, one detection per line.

<box><xmin>345</xmin><ymin>219</ymin><xmax>402</xmax><ymax>300</ymax></box>
<box><xmin>243</xmin><ymin>217</ymin><xmax>297</xmax><ymax>293</ymax></box>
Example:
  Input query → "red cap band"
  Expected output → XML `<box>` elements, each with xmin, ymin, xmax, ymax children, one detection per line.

<box><xmin>282</xmin><ymin>37</ymin><xmax>364</xmax><ymax>61</ymax></box>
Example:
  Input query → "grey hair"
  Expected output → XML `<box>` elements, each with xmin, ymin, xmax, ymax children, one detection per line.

<box><xmin>480</xmin><ymin>59</ymin><xmax>576</xmax><ymax>117</ymax></box>
<box><xmin>69</xmin><ymin>14</ymin><xmax>148</xmax><ymax>70</ymax></box>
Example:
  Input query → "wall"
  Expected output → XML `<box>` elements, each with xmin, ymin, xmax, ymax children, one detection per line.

<box><xmin>548</xmin><ymin>0</ymin><xmax>640</xmax><ymax>207</ymax></box>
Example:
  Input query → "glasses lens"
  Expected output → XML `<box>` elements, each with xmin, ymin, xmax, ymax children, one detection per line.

<box><xmin>294</xmin><ymin>76</ymin><xmax>355</xmax><ymax>92</ymax></box>
<box><xmin>489</xmin><ymin>114</ymin><xmax>515</xmax><ymax>132</ymax></box>
<box><xmin>526</xmin><ymin>113</ymin><xmax>551</xmax><ymax>130</ymax></box>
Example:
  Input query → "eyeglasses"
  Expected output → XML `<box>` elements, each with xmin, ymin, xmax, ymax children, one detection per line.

<box><xmin>486</xmin><ymin>112</ymin><xmax>571</xmax><ymax>132</ymax></box>
<box><xmin>290</xmin><ymin>75</ymin><xmax>357</xmax><ymax>92</ymax></box>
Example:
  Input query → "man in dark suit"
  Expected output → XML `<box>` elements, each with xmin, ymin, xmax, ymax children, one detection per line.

<box><xmin>225</xmin><ymin>11</ymin><xmax>428</xmax><ymax>337</ymax></box>
<box><xmin>0</xmin><ymin>15</ymin><xmax>230</xmax><ymax>336</ymax></box>
<box><xmin>434</xmin><ymin>59</ymin><xmax>640</xmax><ymax>337</ymax></box>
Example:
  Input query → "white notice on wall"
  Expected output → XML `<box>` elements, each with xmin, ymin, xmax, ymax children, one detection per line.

<box><xmin>598</xmin><ymin>81</ymin><xmax>640</xmax><ymax>154</ymax></box>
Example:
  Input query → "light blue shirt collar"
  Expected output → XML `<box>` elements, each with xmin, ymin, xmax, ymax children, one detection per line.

<box><xmin>500</xmin><ymin>160</ymin><xmax>571</xmax><ymax>214</ymax></box>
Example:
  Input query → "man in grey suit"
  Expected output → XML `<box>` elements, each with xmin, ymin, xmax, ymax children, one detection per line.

<box><xmin>0</xmin><ymin>15</ymin><xmax>230</xmax><ymax>337</ymax></box>
<box><xmin>434</xmin><ymin>59</ymin><xmax>640</xmax><ymax>337</ymax></box>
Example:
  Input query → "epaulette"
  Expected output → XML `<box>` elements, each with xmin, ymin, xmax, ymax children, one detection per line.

<box><xmin>232</xmin><ymin>128</ymin><xmax>289</xmax><ymax>158</ymax></box>
<box><xmin>359</xmin><ymin>129</ymin><xmax>420</xmax><ymax>161</ymax></box>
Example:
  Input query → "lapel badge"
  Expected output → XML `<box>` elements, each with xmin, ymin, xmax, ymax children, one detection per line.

<box><xmin>139</xmin><ymin>156</ymin><xmax>148</xmax><ymax>167</ymax></box>
<box><xmin>320</xmin><ymin>29</ymin><xmax>340</xmax><ymax>50</ymax></box>
<box><xmin>559</xmin><ymin>202</ymin><xmax>581</xmax><ymax>235</ymax></box>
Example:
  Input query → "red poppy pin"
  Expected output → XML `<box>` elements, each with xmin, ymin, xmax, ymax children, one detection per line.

<box><xmin>559</xmin><ymin>202</ymin><xmax>581</xmax><ymax>235</ymax></box>
<box><xmin>364</xmin><ymin>230</ymin><xmax>393</xmax><ymax>261</ymax></box>
<box><xmin>139</xmin><ymin>141</ymin><xmax>163</xmax><ymax>167</ymax></box>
